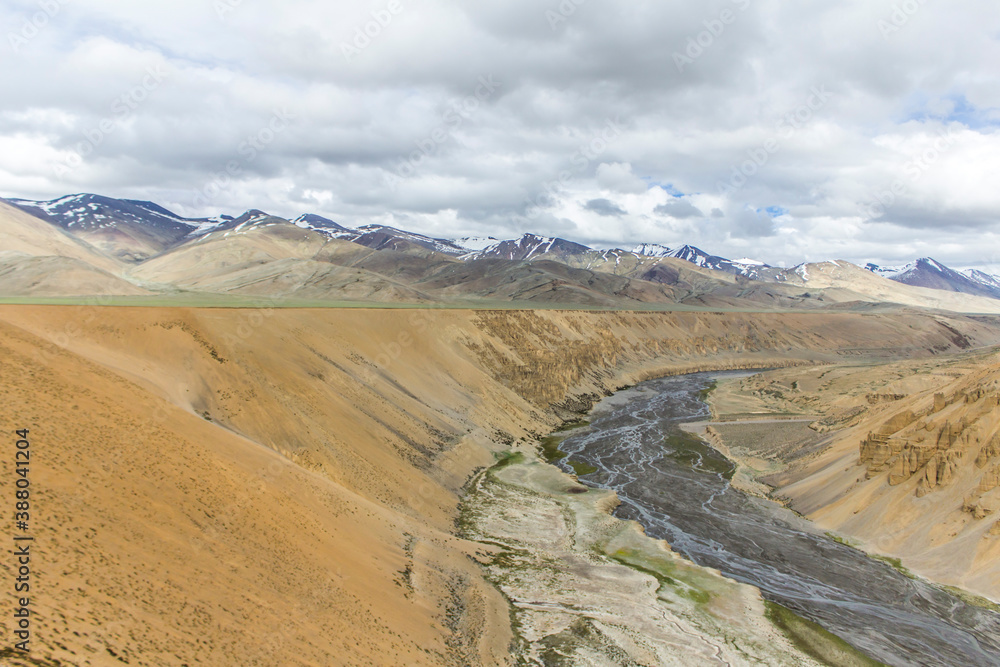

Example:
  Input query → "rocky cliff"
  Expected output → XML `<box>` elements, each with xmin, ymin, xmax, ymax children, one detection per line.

<box><xmin>720</xmin><ymin>353</ymin><xmax>1000</xmax><ymax>601</ymax></box>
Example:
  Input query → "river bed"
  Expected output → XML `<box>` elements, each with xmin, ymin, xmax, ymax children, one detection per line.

<box><xmin>553</xmin><ymin>372</ymin><xmax>1000</xmax><ymax>667</ymax></box>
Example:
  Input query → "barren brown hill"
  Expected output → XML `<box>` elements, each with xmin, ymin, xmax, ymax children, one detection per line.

<box><xmin>0</xmin><ymin>201</ymin><xmax>120</xmax><ymax>271</ymax></box>
<box><xmin>761</xmin><ymin>260</ymin><xmax>1000</xmax><ymax>314</ymax></box>
<box><xmin>2</xmin><ymin>305</ymin><xmax>1000</xmax><ymax>665</ymax></box>
<box><xmin>8</xmin><ymin>193</ymin><xmax>1000</xmax><ymax>314</ymax></box>
<box><xmin>134</xmin><ymin>223</ymin><xmax>685</xmax><ymax>307</ymax></box>
<box><xmin>0</xmin><ymin>254</ymin><xmax>149</xmax><ymax>297</ymax></box>
<box><xmin>710</xmin><ymin>355</ymin><xmax>1000</xmax><ymax>601</ymax></box>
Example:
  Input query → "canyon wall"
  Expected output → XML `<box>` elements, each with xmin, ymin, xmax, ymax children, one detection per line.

<box><xmin>1</xmin><ymin>305</ymin><xmax>998</xmax><ymax>665</ymax></box>
<box><xmin>768</xmin><ymin>353</ymin><xmax>1000</xmax><ymax>599</ymax></box>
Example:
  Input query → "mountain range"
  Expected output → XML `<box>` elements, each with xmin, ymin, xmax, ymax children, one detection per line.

<box><xmin>3</xmin><ymin>193</ymin><xmax>1000</xmax><ymax>313</ymax></box>
<box><xmin>865</xmin><ymin>257</ymin><xmax>1000</xmax><ymax>300</ymax></box>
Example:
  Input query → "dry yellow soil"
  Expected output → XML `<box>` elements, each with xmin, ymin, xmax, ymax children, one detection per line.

<box><xmin>709</xmin><ymin>354</ymin><xmax>1000</xmax><ymax>602</ymax></box>
<box><xmin>0</xmin><ymin>305</ymin><xmax>998</xmax><ymax>665</ymax></box>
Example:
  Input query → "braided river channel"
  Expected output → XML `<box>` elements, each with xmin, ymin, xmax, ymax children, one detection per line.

<box><xmin>554</xmin><ymin>372</ymin><xmax>1000</xmax><ymax>667</ymax></box>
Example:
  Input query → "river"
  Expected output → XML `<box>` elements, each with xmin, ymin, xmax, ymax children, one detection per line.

<box><xmin>554</xmin><ymin>372</ymin><xmax>1000</xmax><ymax>667</ymax></box>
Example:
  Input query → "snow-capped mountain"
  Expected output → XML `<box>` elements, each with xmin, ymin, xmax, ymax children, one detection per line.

<box><xmin>346</xmin><ymin>225</ymin><xmax>468</xmax><ymax>255</ymax></box>
<box><xmin>464</xmin><ymin>234</ymin><xmax>593</xmax><ymax>261</ymax></box>
<box><xmin>453</xmin><ymin>237</ymin><xmax>501</xmax><ymax>252</ymax></box>
<box><xmin>625</xmin><ymin>243</ymin><xmax>767</xmax><ymax>278</ymax></box>
<box><xmin>0</xmin><ymin>194</ymin><xmax>768</xmax><ymax>275</ymax></box>
<box><xmin>657</xmin><ymin>245</ymin><xmax>770</xmax><ymax>279</ymax></box>
<box><xmin>6</xmin><ymin>193</ymin><xmax>1000</xmax><ymax>303</ymax></box>
<box><xmin>292</xmin><ymin>214</ymin><xmax>352</xmax><ymax>236</ymax></box>
<box><xmin>865</xmin><ymin>262</ymin><xmax>906</xmax><ymax>280</ymax></box>
<box><xmin>630</xmin><ymin>243</ymin><xmax>673</xmax><ymax>257</ymax></box>
<box><xmin>865</xmin><ymin>258</ymin><xmax>955</xmax><ymax>283</ymax></box>
<box><xmin>965</xmin><ymin>269</ymin><xmax>1000</xmax><ymax>290</ymax></box>
<box><xmin>865</xmin><ymin>258</ymin><xmax>1000</xmax><ymax>300</ymax></box>
<box><xmin>2</xmin><ymin>194</ymin><xmax>220</xmax><ymax>261</ymax></box>
<box><xmin>5</xmin><ymin>194</ymin><xmax>203</xmax><ymax>235</ymax></box>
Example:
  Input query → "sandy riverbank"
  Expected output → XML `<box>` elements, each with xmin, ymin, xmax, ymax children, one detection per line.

<box><xmin>680</xmin><ymin>417</ymin><xmax>826</xmax><ymax>500</ymax></box>
<box><xmin>460</xmin><ymin>447</ymin><xmax>878</xmax><ymax>666</ymax></box>
<box><xmin>692</xmin><ymin>363</ymin><xmax>1000</xmax><ymax>606</ymax></box>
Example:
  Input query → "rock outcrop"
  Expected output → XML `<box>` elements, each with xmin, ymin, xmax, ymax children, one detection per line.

<box><xmin>859</xmin><ymin>389</ymin><xmax>998</xmax><ymax>495</ymax></box>
<box><xmin>714</xmin><ymin>353</ymin><xmax>1000</xmax><ymax>601</ymax></box>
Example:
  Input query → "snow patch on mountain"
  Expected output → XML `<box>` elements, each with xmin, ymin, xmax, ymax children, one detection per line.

<box><xmin>865</xmin><ymin>261</ymin><xmax>914</xmax><ymax>280</ymax></box>
<box><xmin>453</xmin><ymin>237</ymin><xmax>500</xmax><ymax>252</ymax></box>
<box><xmin>965</xmin><ymin>269</ymin><xmax>1000</xmax><ymax>289</ymax></box>
<box><xmin>631</xmin><ymin>243</ymin><xmax>673</xmax><ymax>257</ymax></box>
<box><xmin>463</xmin><ymin>234</ymin><xmax>592</xmax><ymax>261</ymax></box>
<box><xmin>7</xmin><ymin>194</ymin><xmax>205</xmax><ymax>233</ymax></box>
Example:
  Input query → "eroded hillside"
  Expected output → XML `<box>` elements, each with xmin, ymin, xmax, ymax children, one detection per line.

<box><xmin>711</xmin><ymin>354</ymin><xmax>1000</xmax><ymax>600</ymax></box>
<box><xmin>1</xmin><ymin>306</ymin><xmax>999</xmax><ymax>665</ymax></box>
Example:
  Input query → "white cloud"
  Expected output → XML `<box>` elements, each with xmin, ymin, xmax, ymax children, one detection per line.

<box><xmin>0</xmin><ymin>0</ymin><xmax>997</xmax><ymax>268</ymax></box>
<box><xmin>595</xmin><ymin>162</ymin><xmax>647</xmax><ymax>194</ymax></box>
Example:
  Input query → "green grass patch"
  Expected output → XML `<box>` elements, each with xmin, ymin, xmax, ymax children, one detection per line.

<box><xmin>826</xmin><ymin>532</ymin><xmax>860</xmax><ymax>549</ymax></box>
<box><xmin>870</xmin><ymin>555</ymin><xmax>916</xmax><ymax>580</ymax></box>
<box><xmin>697</xmin><ymin>379</ymin><xmax>718</xmax><ymax>402</ymax></box>
<box><xmin>765</xmin><ymin>601</ymin><xmax>887</xmax><ymax>667</ymax></box>
<box><xmin>822</xmin><ymin>532</ymin><xmax>915</xmax><ymax>581</ymax></box>
<box><xmin>554</xmin><ymin>419</ymin><xmax>590</xmax><ymax>433</ymax></box>
<box><xmin>538</xmin><ymin>420</ymin><xmax>589</xmax><ymax>464</ymax></box>
<box><xmin>539</xmin><ymin>436</ymin><xmax>569</xmax><ymax>463</ymax></box>
<box><xmin>610</xmin><ymin>548</ymin><xmax>679</xmax><ymax>589</ymax></box>
<box><xmin>609</xmin><ymin>547</ymin><xmax>715</xmax><ymax>605</ymax></box>
<box><xmin>538</xmin><ymin>437</ymin><xmax>596</xmax><ymax>476</ymax></box>
<box><xmin>491</xmin><ymin>451</ymin><xmax>525</xmax><ymax>472</ymax></box>
<box><xmin>940</xmin><ymin>585</ymin><xmax>1000</xmax><ymax>614</ymax></box>
<box><xmin>664</xmin><ymin>431</ymin><xmax>735</xmax><ymax>481</ymax></box>
<box><xmin>567</xmin><ymin>460</ymin><xmax>598</xmax><ymax>476</ymax></box>
<box><xmin>0</xmin><ymin>294</ymin><xmax>803</xmax><ymax>313</ymax></box>
<box><xmin>538</xmin><ymin>421</ymin><xmax>596</xmax><ymax>476</ymax></box>
<box><xmin>0</xmin><ymin>293</ymin><xmax>405</xmax><ymax>309</ymax></box>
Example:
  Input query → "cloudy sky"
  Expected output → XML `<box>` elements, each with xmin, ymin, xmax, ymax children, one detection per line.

<box><xmin>1</xmin><ymin>0</ymin><xmax>999</xmax><ymax>269</ymax></box>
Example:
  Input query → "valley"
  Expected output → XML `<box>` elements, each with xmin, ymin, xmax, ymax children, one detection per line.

<box><xmin>4</xmin><ymin>193</ymin><xmax>1000</xmax><ymax>665</ymax></box>
<box><xmin>6</xmin><ymin>2</ymin><xmax>998</xmax><ymax>664</ymax></box>
<box><xmin>1</xmin><ymin>304</ymin><xmax>999</xmax><ymax>665</ymax></box>
<box><xmin>702</xmin><ymin>353</ymin><xmax>1000</xmax><ymax>602</ymax></box>
<box><xmin>536</xmin><ymin>373</ymin><xmax>1000</xmax><ymax>665</ymax></box>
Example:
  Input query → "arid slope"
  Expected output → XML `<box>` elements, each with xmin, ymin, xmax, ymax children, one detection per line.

<box><xmin>710</xmin><ymin>355</ymin><xmax>1000</xmax><ymax>601</ymax></box>
<box><xmin>1</xmin><ymin>306</ymin><xmax>999</xmax><ymax>665</ymax></box>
